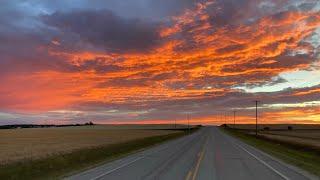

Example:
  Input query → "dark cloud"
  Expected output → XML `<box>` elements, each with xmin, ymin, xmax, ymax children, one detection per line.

<box><xmin>76</xmin><ymin>60</ymin><xmax>124</xmax><ymax>73</ymax></box>
<box><xmin>98</xmin><ymin>77</ymin><xmax>149</xmax><ymax>88</ymax></box>
<box><xmin>215</xmin><ymin>44</ymin><xmax>247</xmax><ymax>54</ymax></box>
<box><xmin>43</xmin><ymin>10</ymin><xmax>163</xmax><ymax>53</ymax></box>
<box><xmin>222</xmin><ymin>54</ymin><xmax>313</xmax><ymax>74</ymax></box>
<box><xmin>0</xmin><ymin>0</ymin><xmax>319</xmax><ymax>124</ymax></box>
<box><xmin>206</xmin><ymin>0</ymin><xmax>262</xmax><ymax>27</ymax></box>
<box><xmin>0</xmin><ymin>30</ymin><xmax>76</xmax><ymax>74</ymax></box>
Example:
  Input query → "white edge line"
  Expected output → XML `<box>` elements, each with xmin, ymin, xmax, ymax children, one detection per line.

<box><xmin>89</xmin><ymin>133</ymin><xmax>197</xmax><ymax>180</ymax></box>
<box><xmin>90</xmin><ymin>156</ymin><xmax>145</xmax><ymax>180</ymax></box>
<box><xmin>234</xmin><ymin>142</ymin><xmax>290</xmax><ymax>180</ymax></box>
<box><xmin>237</xmin><ymin>140</ymin><xmax>317</xmax><ymax>180</ymax></box>
<box><xmin>88</xmin><ymin>138</ymin><xmax>173</xmax><ymax>180</ymax></box>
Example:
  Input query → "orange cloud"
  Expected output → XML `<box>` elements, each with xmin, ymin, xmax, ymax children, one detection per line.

<box><xmin>294</xmin><ymin>88</ymin><xmax>320</xmax><ymax>96</ymax></box>
<box><xmin>1</xmin><ymin>0</ymin><xmax>320</xmax><ymax>124</ymax></box>
<box><xmin>262</xmin><ymin>108</ymin><xmax>320</xmax><ymax>124</ymax></box>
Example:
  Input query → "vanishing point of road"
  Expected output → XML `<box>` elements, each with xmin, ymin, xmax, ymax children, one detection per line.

<box><xmin>69</xmin><ymin>127</ymin><xmax>313</xmax><ymax>180</ymax></box>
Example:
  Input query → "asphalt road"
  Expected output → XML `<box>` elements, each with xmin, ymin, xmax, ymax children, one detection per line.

<box><xmin>68</xmin><ymin>127</ymin><xmax>314</xmax><ymax>180</ymax></box>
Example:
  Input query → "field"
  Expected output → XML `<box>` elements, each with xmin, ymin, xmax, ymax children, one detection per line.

<box><xmin>226</xmin><ymin>124</ymin><xmax>320</xmax><ymax>151</ymax></box>
<box><xmin>261</xmin><ymin>130</ymin><xmax>320</xmax><ymax>139</ymax></box>
<box><xmin>0</xmin><ymin>124</ymin><xmax>198</xmax><ymax>179</ymax></box>
<box><xmin>258</xmin><ymin>130</ymin><xmax>320</xmax><ymax>151</ymax></box>
<box><xmin>228</xmin><ymin>124</ymin><xmax>320</xmax><ymax>130</ymax></box>
<box><xmin>0</xmin><ymin>125</ymin><xmax>186</xmax><ymax>164</ymax></box>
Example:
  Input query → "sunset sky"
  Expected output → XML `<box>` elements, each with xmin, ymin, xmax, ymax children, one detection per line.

<box><xmin>0</xmin><ymin>0</ymin><xmax>320</xmax><ymax>125</ymax></box>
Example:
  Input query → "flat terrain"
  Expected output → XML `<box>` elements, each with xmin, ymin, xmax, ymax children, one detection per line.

<box><xmin>0</xmin><ymin>125</ymin><xmax>181</xmax><ymax>164</ymax></box>
<box><xmin>227</xmin><ymin>124</ymin><xmax>320</xmax><ymax>152</ymax></box>
<box><xmin>261</xmin><ymin>130</ymin><xmax>320</xmax><ymax>140</ymax></box>
<box><xmin>228</xmin><ymin>124</ymin><xmax>320</xmax><ymax>151</ymax></box>
<box><xmin>229</xmin><ymin>124</ymin><xmax>320</xmax><ymax>130</ymax></box>
<box><xmin>70</xmin><ymin>127</ymin><xmax>312</xmax><ymax>180</ymax></box>
<box><xmin>259</xmin><ymin>130</ymin><xmax>320</xmax><ymax>150</ymax></box>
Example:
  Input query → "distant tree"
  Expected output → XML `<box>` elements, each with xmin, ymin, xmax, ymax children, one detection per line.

<box><xmin>288</xmin><ymin>126</ymin><xmax>293</xmax><ymax>131</ymax></box>
<box><xmin>221</xmin><ymin>124</ymin><xmax>228</xmax><ymax>128</ymax></box>
<box><xmin>263</xmin><ymin>127</ymin><xmax>270</xmax><ymax>131</ymax></box>
<box><xmin>84</xmin><ymin>122</ymin><xmax>94</xmax><ymax>126</ymax></box>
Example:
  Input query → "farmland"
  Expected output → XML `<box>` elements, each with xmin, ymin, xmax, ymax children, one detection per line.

<box><xmin>226</xmin><ymin>124</ymin><xmax>320</xmax><ymax>151</ymax></box>
<box><xmin>258</xmin><ymin>130</ymin><xmax>320</xmax><ymax>150</ymax></box>
<box><xmin>0</xmin><ymin>125</ymin><xmax>186</xmax><ymax>164</ymax></box>
<box><xmin>0</xmin><ymin>124</ymin><xmax>198</xmax><ymax>179</ymax></box>
<box><xmin>228</xmin><ymin>124</ymin><xmax>320</xmax><ymax>130</ymax></box>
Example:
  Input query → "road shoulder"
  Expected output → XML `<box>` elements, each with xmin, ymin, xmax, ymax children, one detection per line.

<box><xmin>221</xmin><ymin>128</ymin><xmax>319</xmax><ymax>180</ymax></box>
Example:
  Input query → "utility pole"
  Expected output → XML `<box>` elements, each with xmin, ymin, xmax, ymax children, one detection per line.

<box><xmin>255</xmin><ymin>101</ymin><xmax>259</xmax><ymax>136</ymax></box>
<box><xmin>174</xmin><ymin>118</ymin><xmax>176</xmax><ymax>129</ymax></box>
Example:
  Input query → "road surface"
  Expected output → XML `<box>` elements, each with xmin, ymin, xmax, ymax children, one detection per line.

<box><xmin>68</xmin><ymin>127</ymin><xmax>314</xmax><ymax>180</ymax></box>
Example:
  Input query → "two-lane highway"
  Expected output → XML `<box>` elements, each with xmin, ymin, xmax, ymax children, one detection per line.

<box><xmin>68</xmin><ymin>127</ymin><xmax>313</xmax><ymax>180</ymax></box>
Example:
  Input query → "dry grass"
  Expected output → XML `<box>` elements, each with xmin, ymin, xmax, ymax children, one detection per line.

<box><xmin>0</xmin><ymin>125</ymin><xmax>179</xmax><ymax>164</ymax></box>
<box><xmin>228</xmin><ymin>124</ymin><xmax>320</xmax><ymax>151</ymax></box>
<box><xmin>229</xmin><ymin>124</ymin><xmax>320</xmax><ymax>130</ymax></box>
<box><xmin>261</xmin><ymin>130</ymin><xmax>320</xmax><ymax>139</ymax></box>
<box><xmin>258</xmin><ymin>130</ymin><xmax>320</xmax><ymax>151</ymax></box>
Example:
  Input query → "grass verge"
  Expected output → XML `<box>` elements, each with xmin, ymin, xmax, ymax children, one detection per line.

<box><xmin>222</xmin><ymin>128</ymin><xmax>320</xmax><ymax>177</ymax></box>
<box><xmin>0</xmin><ymin>128</ymin><xmax>199</xmax><ymax>180</ymax></box>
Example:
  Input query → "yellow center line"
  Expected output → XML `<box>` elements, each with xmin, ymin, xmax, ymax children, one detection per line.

<box><xmin>192</xmin><ymin>151</ymin><xmax>205</xmax><ymax>180</ymax></box>
<box><xmin>188</xmin><ymin>136</ymin><xmax>209</xmax><ymax>180</ymax></box>
<box><xmin>185</xmin><ymin>170</ymin><xmax>193</xmax><ymax>180</ymax></box>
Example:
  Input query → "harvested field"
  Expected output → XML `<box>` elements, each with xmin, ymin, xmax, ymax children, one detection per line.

<box><xmin>228</xmin><ymin>124</ymin><xmax>320</xmax><ymax>152</ymax></box>
<box><xmin>261</xmin><ymin>130</ymin><xmax>320</xmax><ymax>140</ymax></box>
<box><xmin>229</xmin><ymin>124</ymin><xmax>320</xmax><ymax>130</ymax></box>
<box><xmin>257</xmin><ymin>129</ymin><xmax>320</xmax><ymax>151</ymax></box>
<box><xmin>0</xmin><ymin>125</ymin><xmax>180</xmax><ymax>164</ymax></box>
<box><xmin>258</xmin><ymin>133</ymin><xmax>320</xmax><ymax>151</ymax></box>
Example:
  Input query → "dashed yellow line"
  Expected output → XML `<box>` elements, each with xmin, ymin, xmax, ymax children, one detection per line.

<box><xmin>192</xmin><ymin>150</ymin><xmax>205</xmax><ymax>180</ymax></box>
<box><xmin>185</xmin><ymin>170</ymin><xmax>193</xmax><ymax>180</ymax></box>
<box><xmin>186</xmin><ymin>136</ymin><xmax>208</xmax><ymax>180</ymax></box>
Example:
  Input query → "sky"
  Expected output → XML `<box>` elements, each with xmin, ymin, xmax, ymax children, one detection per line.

<box><xmin>0</xmin><ymin>0</ymin><xmax>320</xmax><ymax>125</ymax></box>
